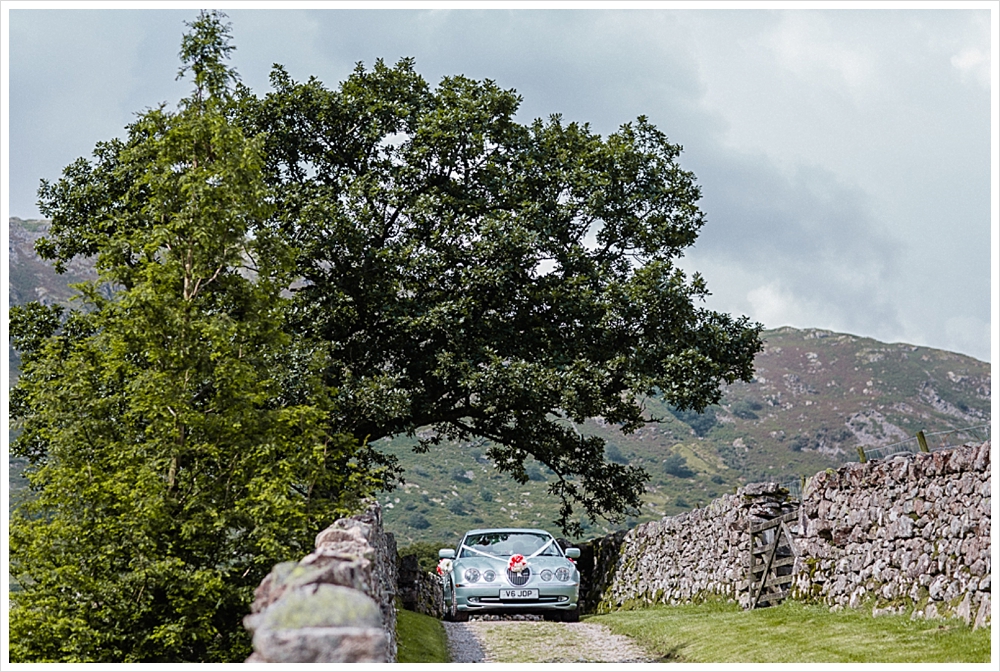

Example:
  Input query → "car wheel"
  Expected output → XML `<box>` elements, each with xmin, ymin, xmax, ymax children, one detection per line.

<box><xmin>442</xmin><ymin>581</ymin><xmax>455</xmax><ymax>622</ymax></box>
<box><xmin>448</xmin><ymin>582</ymin><xmax>468</xmax><ymax>622</ymax></box>
<box><xmin>561</xmin><ymin>608</ymin><xmax>580</xmax><ymax>623</ymax></box>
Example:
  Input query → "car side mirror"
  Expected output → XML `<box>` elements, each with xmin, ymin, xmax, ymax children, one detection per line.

<box><xmin>439</xmin><ymin>548</ymin><xmax>455</xmax><ymax>559</ymax></box>
<box><xmin>565</xmin><ymin>548</ymin><xmax>581</xmax><ymax>559</ymax></box>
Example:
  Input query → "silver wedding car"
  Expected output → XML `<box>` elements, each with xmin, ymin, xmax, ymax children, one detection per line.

<box><xmin>438</xmin><ymin>528</ymin><xmax>581</xmax><ymax>622</ymax></box>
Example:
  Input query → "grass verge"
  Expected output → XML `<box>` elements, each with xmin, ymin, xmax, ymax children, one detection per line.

<box><xmin>586</xmin><ymin>600</ymin><xmax>990</xmax><ymax>663</ymax></box>
<box><xmin>396</xmin><ymin>608</ymin><xmax>450</xmax><ymax>663</ymax></box>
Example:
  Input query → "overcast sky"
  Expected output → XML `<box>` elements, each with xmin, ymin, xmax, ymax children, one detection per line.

<box><xmin>4</xmin><ymin>6</ymin><xmax>996</xmax><ymax>363</ymax></box>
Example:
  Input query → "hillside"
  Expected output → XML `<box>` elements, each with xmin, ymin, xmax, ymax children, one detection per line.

<box><xmin>374</xmin><ymin>326</ymin><xmax>989</xmax><ymax>548</ymax></box>
<box><xmin>8</xmin><ymin>217</ymin><xmax>98</xmax><ymax>307</ymax></box>
<box><xmin>7</xmin><ymin>217</ymin><xmax>991</xmax><ymax>546</ymax></box>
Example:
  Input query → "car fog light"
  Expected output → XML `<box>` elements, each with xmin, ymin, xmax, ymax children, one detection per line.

<box><xmin>555</xmin><ymin>567</ymin><xmax>570</xmax><ymax>582</ymax></box>
<box><xmin>540</xmin><ymin>569</ymin><xmax>553</xmax><ymax>581</ymax></box>
<box><xmin>483</xmin><ymin>570</ymin><xmax>496</xmax><ymax>582</ymax></box>
<box><xmin>464</xmin><ymin>568</ymin><xmax>480</xmax><ymax>583</ymax></box>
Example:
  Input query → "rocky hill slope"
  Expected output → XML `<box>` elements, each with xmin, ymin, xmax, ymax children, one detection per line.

<box><xmin>372</xmin><ymin>325</ymin><xmax>988</xmax><ymax>548</ymax></box>
<box><xmin>7</xmin><ymin>217</ymin><xmax>991</xmax><ymax>544</ymax></box>
<box><xmin>8</xmin><ymin>217</ymin><xmax>98</xmax><ymax>307</ymax></box>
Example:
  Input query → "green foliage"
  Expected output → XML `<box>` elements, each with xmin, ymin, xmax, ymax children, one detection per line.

<box><xmin>230</xmin><ymin>56</ymin><xmax>761</xmax><ymax>535</ymax></box>
<box><xmin>525</xmin><ymin>463</ymin><xmax>547</xmax><ymax>482</ymax></box>
<box><xmin>668</xmin><ymin>405</ymin><xmax>718</xmax><ymax>436</ymax></box>
<box><xmin>397</xmin><ymin>541</ymin><xmax>450</xmax><ymax>573</ymax></box>
<box><xmin>396</xmin><ymin>609</ymin><xmax>451</xmax><ymax>663</ymax></box>
<box><xmin>662</xmin><ymin>453</ymin><xmax>695</xmax><ymax>478</ymax></box>
<box><xmin>28</xmin><ymin>15</ymin><xmax>763</xmax><ymax>540</ymax></box>
<box><xmin>407</xmin><ymin>513</ymin><xmax>432</xmax><ymax>530</ymax></box>
<box><xmin>604</xmin><ymin>443</ymin><xmax>630</xmax><ymax>465</ymax></box>
<box><xmin>8</xmin><ymin>12</ymin><xmax>397</xmax><ymax>663</ymax></box>
<box><xmin>450</xmin><ymin>467</ymin><xmax>473</xmax><ymax>483</ymax></box>
<box><xmin>447</xmin><ymin>498</ymin><xmax>468</xmax><ymax>516</ymax></box>
<box><xmin>729</xmin><ymin>398</ymin><xmax>762</xmax><ymax>420</ymax></box>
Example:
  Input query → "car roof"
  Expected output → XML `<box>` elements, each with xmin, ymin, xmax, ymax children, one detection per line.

<box><xmin>461</xmin><ymin>528</ymin><xmax>554</xmax><ymax>536</ymax></box>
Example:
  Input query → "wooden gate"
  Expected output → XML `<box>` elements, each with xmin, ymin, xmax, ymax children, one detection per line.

<box><xmin>745</xmin><ymin>510</ymin><xmax>799</xmax><ymax>609</ymax></box>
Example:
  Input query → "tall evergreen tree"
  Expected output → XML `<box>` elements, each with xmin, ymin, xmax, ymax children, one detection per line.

<box><xmin>9</xmin><ymin>12</ymin><xmax>397</xmax><ymax>662</ymax></box>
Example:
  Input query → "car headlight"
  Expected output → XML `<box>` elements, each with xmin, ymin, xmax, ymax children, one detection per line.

<box><xmin>555</xmin><ymin>567</ymin><xmax>571</xmax><ymax>582</ymax></box>
<box><xmin>464</xmin><ymin>568</ymin><xmax>480</xmax><ymax>583</ymax></box>
<box><xmin>540</xmin><ymin>569</ymin><xmax>553</xmax><ymax>581</ymax></box>
<box><xmin>483</xmin><ymin>570</ymin><xmax>497</xmax><ymax>582</ymax></box>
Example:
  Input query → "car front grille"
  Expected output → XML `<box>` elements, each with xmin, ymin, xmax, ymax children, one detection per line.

<box><xmin>470</xmin><ymin>595</ymin><xmax>564</xmax><ymax>604</ymax></box>
<box><xmin>507</xmin><ymin>567</ymin><xmax>530</xmax><ymax>586</ymax></box>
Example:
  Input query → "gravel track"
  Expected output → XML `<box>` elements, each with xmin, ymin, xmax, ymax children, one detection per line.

<box><xmin>444</xmin><ymin>617</ymin><xmax>655</xmax><ymax>663</ymax></box>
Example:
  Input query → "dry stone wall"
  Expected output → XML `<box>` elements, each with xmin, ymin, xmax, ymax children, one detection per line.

<box><xmin>577</xmin><ymin>482</ymin><xmax>798</xmax><ymax>612</ymax></box>
<box><xmin>580</xmin><ymin>441</ymin><xmax>991</xmax><ymax>627</ymax></box>
<box><xmin>244</xmin><ymin>503</ymin><xmax>398</xmax><ymax>663</ymax></box>
<box><xmin>398</xmin><ymin>553</ymin><xmax>444</xmax><ymax>618</ymax></box>
<box><xmin>794</xmin><ymin>441</ymin><xmax>991</xmax><ymax>626</ymax></box>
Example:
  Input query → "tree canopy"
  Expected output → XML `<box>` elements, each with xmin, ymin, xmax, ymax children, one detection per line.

<box><xmin>9</xmin><ymin>12</ymin><xmax>396</xmax><ymax>662</ymax></box>
<box><xmin>11</xmin><ymin>13</ymin><xmax>765</xmax><ymax>657</ymax></box>
<box><xmin>25</xmin><ymin>14</ymin><xmax>761</xmax><ymax>540</ymax></box>
<box><xmin>235</xmin><ymin>58</ymin><xmax>763</xmax><ymax>532</ymax></box>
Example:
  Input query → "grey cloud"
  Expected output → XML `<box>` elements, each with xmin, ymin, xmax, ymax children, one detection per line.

<box><xmin>5</xmin><ymin>9</ymin><xmax>991</xmax><ymax>361</ymax></box>
<box><xmin>685</xmin><ymin>144</ymin><xmax>904</xmax><ymax>337</ymax></box>
<box><xmin>231</xmin><ymin>9</ymin><xmax>709</xmax><ymax>139</ymax></box>
<box><xmin>8</xmin><ymin>10</ymin><xmax>189</xmax><ymax>217</ymax></box>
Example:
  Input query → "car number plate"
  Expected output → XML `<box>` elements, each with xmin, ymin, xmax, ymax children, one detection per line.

<box><xmin>500</xmin><ymin>589</ymin><xmax>538</xmax><ymax>600</ymax></box>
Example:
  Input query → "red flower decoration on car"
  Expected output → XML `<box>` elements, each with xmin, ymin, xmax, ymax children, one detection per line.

<box><xmin>508</xmin><ymin>554</ymin><xmax>528</xmax><ymax>573</ymax></box>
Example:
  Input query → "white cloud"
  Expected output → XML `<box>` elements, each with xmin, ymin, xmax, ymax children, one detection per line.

<box><xmin>746</xmin><ymin>282</ymin><xmax>802</xmax><ymax>330</ymax></box>
<box><xmin>941</xmin><ymin>316</ymin><xmax>992</xmax><ymax>363</ymax></box>
<box><xmin>950</xmin><ymin>47</ymin><xmax>990</xmax><ymax>89</ymax></box>
<box><xmin>759</xmin><ymin>12</ymin><xmax>875</xmax><ymax>94</ymax></box>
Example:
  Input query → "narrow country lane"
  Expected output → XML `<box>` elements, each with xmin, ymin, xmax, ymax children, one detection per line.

<box><xmin>444</xmin><ymin>618</ymin><xmax>655</xmax><ymax>663</ymax></box>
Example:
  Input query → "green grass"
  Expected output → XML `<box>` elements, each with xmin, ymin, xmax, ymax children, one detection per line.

<box><xmin>396</xmin><ymin>608</ymin><xmax>450</xmax><ymax>663</ymax></box>
<box><xmin>586</xmin><ymin>600</ymin><xmax>991</xmax><ymax>663</ymax></box>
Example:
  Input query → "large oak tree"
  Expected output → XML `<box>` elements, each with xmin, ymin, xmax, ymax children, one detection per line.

<box><xmin>235</xmin><ymin>59</ymin><xmax>762</xmax><ymax>532</ymax></box>
<box><xmin>12</xmin><ymin>11</ymin><xmax>761</xmax><ymax>660</ymax></box>
<box><xmin>28</xmin><ymin>15</ymin><xmax>761</xmax><ymax>539</ymax></box>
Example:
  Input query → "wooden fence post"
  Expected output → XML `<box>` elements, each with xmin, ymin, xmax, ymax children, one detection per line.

<box><xmin>916</xmin><ymin>430</ymin><xmax>929</xmax><ymax>453</ymax></box>
<box><xmin>856</xmin><ymin>446</ymin><xmax>867</xmax><ymax>463</ymax></box>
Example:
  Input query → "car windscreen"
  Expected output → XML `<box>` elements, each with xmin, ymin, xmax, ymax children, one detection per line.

<box><xmin>459</xmin><ymin>532</ymin><xmax>561</xmax><ymax>558</ymax></box>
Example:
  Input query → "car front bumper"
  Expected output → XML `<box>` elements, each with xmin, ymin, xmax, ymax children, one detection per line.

<box><xmin>453</xmin><ymin>583</ymin><xmax>580</xmax><ymax>613</ymax></box>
